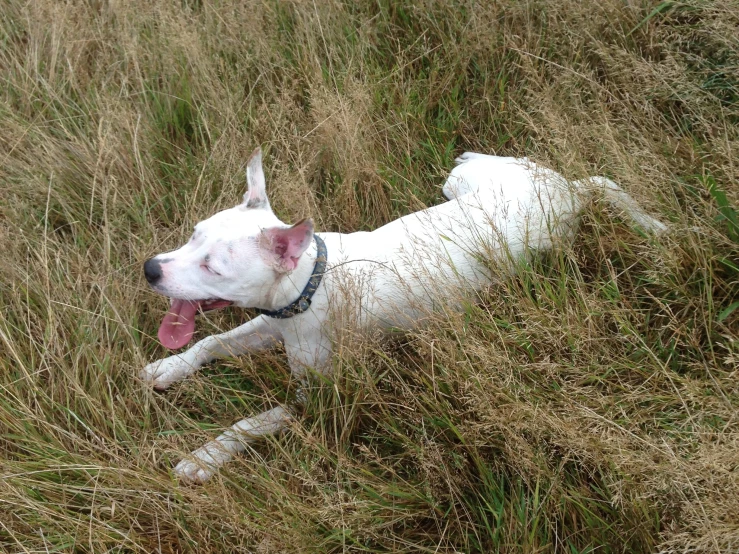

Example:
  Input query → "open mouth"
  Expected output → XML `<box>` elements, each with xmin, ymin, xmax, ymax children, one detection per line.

<box><xmin>158</xmin><ymin>298</ymin><xmax>233</xmax><ymax>350</ymax></box>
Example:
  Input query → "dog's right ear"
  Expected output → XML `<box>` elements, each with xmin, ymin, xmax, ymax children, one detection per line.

<box><xmin>244</xmin><ymin>147</ymin><xmax>271</xmax><ymax>210</ymax></box>
<box><xmin>260</xmin><ymin>218</ymin><xmax>314</xmax><ymax>272</ymax></box>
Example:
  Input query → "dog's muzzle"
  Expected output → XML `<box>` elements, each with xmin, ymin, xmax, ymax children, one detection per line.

<box><xmin>144</xmin><ymin>258</ymin><xmax>163</xmax><ymax>286</ymax></box>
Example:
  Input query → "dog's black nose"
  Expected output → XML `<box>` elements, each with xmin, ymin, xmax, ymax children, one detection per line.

<box><xmin>144</xmin><ymin>258</ymin><xmax>162</xmax><ymax>285</ymax></box>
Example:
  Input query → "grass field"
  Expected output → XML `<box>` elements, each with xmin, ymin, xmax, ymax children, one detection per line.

<box><xmin>1</xmin><ymin>0</ymin><xmax>738</xmax><ymax>552</ymax></box>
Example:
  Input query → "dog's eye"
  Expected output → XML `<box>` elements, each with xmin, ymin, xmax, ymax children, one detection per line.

<box><xmin>201</xmin><ymin>264</ymin><xmax>221</xmax><ymax>276</ymax></box>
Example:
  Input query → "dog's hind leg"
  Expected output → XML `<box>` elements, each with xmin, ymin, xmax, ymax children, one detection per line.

<box><xmin>442</xmin><ymin>153</ymin><xmax>536</xmax><ymax>201</ymax></box>
<box><xmin>174</xmin><ymin>406</ymin><xmax>292</xmax><ymax>483</ymax></box>
<box><xmin>141</xmin><ymin>315</ymin><xmax>282</xmax><ymax>390</ymax></box>
<box><xmin>442</xmin><ymin>153</ymin><xmax>486</xmax><ymax>200</ymax></box>
<box><xmin>578</xmin><ymin>176</ymin><xmax>668</xmax><ymax>234</ymax></box>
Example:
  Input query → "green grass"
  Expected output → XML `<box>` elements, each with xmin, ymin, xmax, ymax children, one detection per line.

<box><xmin>1</xmin><ymin>0</ymin><xmax>738</xmax><ymax>552</ymax></box>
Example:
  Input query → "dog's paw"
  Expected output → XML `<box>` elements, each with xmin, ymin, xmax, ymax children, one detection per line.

<box><xmin>174</xmin><ymin>441</ymin><xmax>232</xmax><ymax>484</ymax></box>
<box><xmin>174</xmin><ymin>457</ymin><xmax>216</xmax><ymax>484</ymax></box>
<box><xmin>140</xmin><ymin>355</ymin><xmax>193</xmax><ymax>390</ymax></box>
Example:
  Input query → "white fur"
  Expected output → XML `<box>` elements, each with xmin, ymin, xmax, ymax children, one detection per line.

<box><xmin>142</xmin><ymin>151</ymin><xmax>666</xmax><ymax>482</ymax></box>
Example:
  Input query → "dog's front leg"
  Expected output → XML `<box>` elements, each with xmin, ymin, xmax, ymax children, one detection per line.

<box><xmin>173</xmin><ymin>330</ymin><xmax>332</xmax><ymax>483</ymax></box>
<box><xmin>141</xmin><ymin>315</ymin><xmax>282</xmax><ymax>390</ymax></box>
<box><xmin>174</xmin><ymin>405</ymin><xmax>292</xmax><ymax>483</ymax></box>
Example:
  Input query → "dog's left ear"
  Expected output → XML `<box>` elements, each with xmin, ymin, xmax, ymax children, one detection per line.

<box><xmin>261</xmin><ymin>218</ymin><xmax>314</xmax><ymax>272</ymax></box>
<box><xmin>244</xmin><ymin>147</ymin><xmax>271</xmax><ymax>210</ymax></box>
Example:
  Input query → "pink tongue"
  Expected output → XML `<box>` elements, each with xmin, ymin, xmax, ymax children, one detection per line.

<box><xmin>158</xmin><ymin>299</ymin><xmax>200</xmax><ymax>350</ymax></box>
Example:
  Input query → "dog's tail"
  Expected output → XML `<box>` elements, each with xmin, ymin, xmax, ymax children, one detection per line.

<box><xmin>575</xmin><ymin>176</ymin><xmax>668</xmax><ymax>234</ymax></box>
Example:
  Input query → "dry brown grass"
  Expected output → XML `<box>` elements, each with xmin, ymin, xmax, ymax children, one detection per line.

<box><xmin>1</xmin><ymin>0</ymin><xmax>738</xmax><ymax>552</ymax></box>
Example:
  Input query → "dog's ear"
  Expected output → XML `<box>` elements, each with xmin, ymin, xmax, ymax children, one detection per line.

<box><xmin>244</xmin><ymin>147</ymin><xmax>271</xmax><ymax>210</ymax></box>
<box><xmin>260</xmin><ymin>218</ymin><xmax>314</xmax><ymax>272</ymax></box>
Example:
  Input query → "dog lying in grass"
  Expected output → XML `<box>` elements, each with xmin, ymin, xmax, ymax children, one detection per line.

<box><xmin>142</xmin><ymin>149</ymin><xmax>666</xmax><ymax>483</ymax></box>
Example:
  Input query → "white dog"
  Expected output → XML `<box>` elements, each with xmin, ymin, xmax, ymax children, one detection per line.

<box><xmin>142</xmin><ymin>149</ymin><xmax>666</xmax><ymax>483</ymax></box>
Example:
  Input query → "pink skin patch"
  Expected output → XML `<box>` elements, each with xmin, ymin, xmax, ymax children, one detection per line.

<box><xmin>158</xmin><ymin>298</ymin><xmax>232</xmax><ymax>349</ymax></box>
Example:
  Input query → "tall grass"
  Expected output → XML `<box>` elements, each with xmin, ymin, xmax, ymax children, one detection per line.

<box><xmin>1</xmin><ymin>0</ymin><xmax>737</xmax><ymax>552</ymax></box>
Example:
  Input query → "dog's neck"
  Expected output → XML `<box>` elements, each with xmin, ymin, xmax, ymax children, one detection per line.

<box><xmin>264</xmin><ymin>238</ymin><xmax>319</xmax><ymax>312</ymax></box>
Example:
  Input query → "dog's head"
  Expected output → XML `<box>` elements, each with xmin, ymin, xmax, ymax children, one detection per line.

<box><xmin>144</xmin><ymin>148</ymin><xmax>314</xmax><ymax>349</ymax></box>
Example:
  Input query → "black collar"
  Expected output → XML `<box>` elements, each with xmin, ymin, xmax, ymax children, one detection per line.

<box><xmin>255</xmin><ymin>235</ymin><xmax>327</xmax><ymax>319</ymax></box>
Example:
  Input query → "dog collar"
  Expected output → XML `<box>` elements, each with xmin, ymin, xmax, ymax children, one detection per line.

<box><xmin>255</xmin><ymin>235</ymin><xmax>327</xmax><ymax>319</ymax></box>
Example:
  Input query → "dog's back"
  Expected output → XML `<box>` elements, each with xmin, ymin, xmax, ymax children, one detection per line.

<box><xmin>320</xmin><ymin>155</ymin><xmax>584</xmax><ymax>330</ymax></box>
<box><xmin>319</xmin><ymin>154</ymin><xmax>666</xmax><ymax>331</ymax></box>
